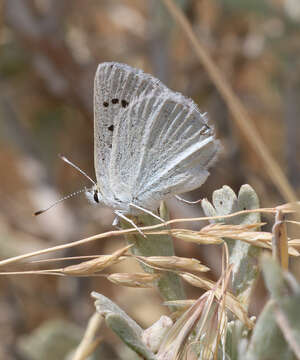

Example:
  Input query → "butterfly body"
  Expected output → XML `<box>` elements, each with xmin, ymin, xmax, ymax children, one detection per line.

<box><xmin>86</xmin><ymin>185</ymin><xmax>161</xmax><ymax>215</ymax></box>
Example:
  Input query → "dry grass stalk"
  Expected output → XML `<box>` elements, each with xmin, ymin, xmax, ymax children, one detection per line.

<box><xmin>287</xmin><ymin>239</ymin><xmax>300</xmax><ymax>247</ymax></box>
<box><xmin>277</xmin><ymin>202</ymin><xmax>300</xmax><ymax>212</ymax></box>
<box><xmin>158</xmin><ymin>229</ymin><xmax>224</xmax><ymax>245</ymax></box>
<box><xmin>61</xmin><ymin>244</ymin><xmax>132</xmax><ymax>275</ymax></box>
<box><xmin>151</xmin><ymin>223</ymin><xmax>300</xmax><ymax>257</ymax></box>
<box><xmin>157</xmin><ymin>290</ymin><xmax>218</xmax><ymax>360</ymax></box>
<box><xmin>180</xmin><ymin>273</ymin><xmax>254</xmax><ymax>329</ymax></box>
<box><xmin>163</xmin><ymin>299</ymin><xmax>198</xmax><ymax>308</ymax></box>
<box><xmin>0</xmin><ymin>245</ymin><xmax>132</xmax><ymax>277</ymax></box>
<box><xmin>107</xmin><ymin>272</ymin><xmax>161</xmax><ymax>288</ymax></box>
<box><xmin>286</xmin><ymin>220</ymin><xmax>300</xmax><ymax>226</ymax></box>
<box><xmin>72</xmin><ymin>312</ymin><xmax>103</xmax><ymax>360</ymax></box>
<box><xmin>272</xmin><ymin>210</ymin><xmax>289</xmax><ymax>270</ymax></box>
<box><xmin>157</xmin><ymin>249</ymin><xmax>232</xmax><ymax>359</ymax></box>
<box><xmin>136</xmin><ymin>255</ymin><xmax>210</xmax><ymax>273</ymax></box>
<box><xmin>0</xmin><ymin>206</ymin><xmax>298</xmax><ymax>269</ymax></box>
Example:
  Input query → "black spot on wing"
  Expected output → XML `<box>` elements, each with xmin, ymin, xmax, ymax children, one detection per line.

<box><xmin>112</xmin><ymin>98</ymin><xmax>119</xmax><ymax>104</ymax></box>
<box><xmin>103</xmin><ymin>101</ymin><xmax>109</xmax><ymax>107</ymax></box>
<box><xmin>121</xmin><ymin>99</ymin><xmax>129</xmax><ymax>108</ymax></box>
<box><xmin>108</xmin><ymin>125</ymin><xmax>114</xmax><ymax>132</ymax></box>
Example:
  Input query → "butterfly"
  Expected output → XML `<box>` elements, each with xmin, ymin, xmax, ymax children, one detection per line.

<box><xmin>35</xmin><ymin>62</ymin><xmax>221</xmax><ymax>232</ymax></box>
<box><xmin>87</xmin><ymin>63</ymin><xmax>221</xmax><ymax>225</ymax></box>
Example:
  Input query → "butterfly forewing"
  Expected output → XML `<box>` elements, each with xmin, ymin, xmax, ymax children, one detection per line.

<box><xmin>94</xmin><ymin>62</ymin><xmax>168</xmax><ymax>197</ymax></box>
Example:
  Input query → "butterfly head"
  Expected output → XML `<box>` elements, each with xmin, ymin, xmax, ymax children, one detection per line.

<box><xmin>85</xmin><ymin>184</ymin><xmax>103</xmax><ymax>205</ymax></box>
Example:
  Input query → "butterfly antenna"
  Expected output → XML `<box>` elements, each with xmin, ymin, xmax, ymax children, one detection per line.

<box><xmin>59</xmin><ymin>154</ymin><xmax>96</xmax><ymax>186</ymax></box>
<box><xmin>34</xmin><ymin>188</ymin><xmax>87</xmax><ymax>216</ymax></box>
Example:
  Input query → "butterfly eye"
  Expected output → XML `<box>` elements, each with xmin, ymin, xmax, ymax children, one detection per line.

<box><xmin>94</xmin><ymin>190</ymin><xmax>100</xmax><ymax>203</ymax></box>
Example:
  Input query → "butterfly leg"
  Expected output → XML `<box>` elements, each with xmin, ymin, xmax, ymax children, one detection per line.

<box><xmin>175</xmin><ymin>195</ymin><xmax>202</xmax><ymax>205</ymax></box>
<box><xmin>112</xmin><ymin>216</ymin><xmax>120</xmax><ymax>227</ymax></box>
<box><xmin>114</xmin><ymin>210</ymin><xmax>146</xmax><ymax>238</ymax></box>
<box><xmin>129</xmin><ymin>203</ymin><xmax>165</xmax><ymax>223</ymax></box>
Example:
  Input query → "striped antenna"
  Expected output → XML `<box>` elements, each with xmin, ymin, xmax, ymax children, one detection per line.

<box><xmin>34</xmin><ymin>188</ymin><xmax>87</xmax><ymax>216</ymax></box>
<box><xmin>34</xmin><ymin>154</ymin><xmax>96</xmax><ymax>216</ymax></box>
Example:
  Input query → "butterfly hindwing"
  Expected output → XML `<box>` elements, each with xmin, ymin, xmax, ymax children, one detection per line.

<box><xmin>109</xmin><ymin>93</ymin><xmax>221</xmax><ymax>210</ymax></box>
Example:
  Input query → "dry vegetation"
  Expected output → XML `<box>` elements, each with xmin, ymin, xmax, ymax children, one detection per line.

<box><xmin>0</xmin><ymin>0</ymin><xmax>300</xmax><ymax>359</ymax></box>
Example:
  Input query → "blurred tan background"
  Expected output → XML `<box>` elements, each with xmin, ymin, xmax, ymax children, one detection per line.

<box><xmin>0</xmin><ymin>0</ymin><xmax>300</xmax><ymax>358</ymax></box>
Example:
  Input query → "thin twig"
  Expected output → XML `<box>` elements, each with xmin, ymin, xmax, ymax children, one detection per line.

<box><xmin>72</xmin><ymin>312</ymin><xmax>103</xmax><ymax>360</ymax></box>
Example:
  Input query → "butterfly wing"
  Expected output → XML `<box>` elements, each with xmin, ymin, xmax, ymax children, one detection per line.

<box><xmin>109</xmin><ymin>93</ymin><xmax>221</xmax><ymax>210</ymax></box>
<box><xmin>94</xmin><ymin>62</ymin><xmax>168</xmax><ymax>197</ymax></box>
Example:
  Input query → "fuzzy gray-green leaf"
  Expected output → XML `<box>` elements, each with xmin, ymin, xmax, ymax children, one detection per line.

<box><xmin>262</xmin><ymin>256</ymin><xmax>300</xmax><ymax>357</ymax></box>
<box><xmin>106</xmin><ymin>313</ymin><xmax>156</xmax><ymax>360</ymax></box>
<box><xmin>244</xmin><ymin>301</ymin><xmax>295</xmax><ymax>360</ymax></box>
<box><xmin>202</xmin><ymin>184</ymin><xmax>261</xmax><ymax>306</ymax></box>
<box><xmin>92</xmin><ymin>292</ymin><xmax>142</xmax><ymax>337</ymax></box>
